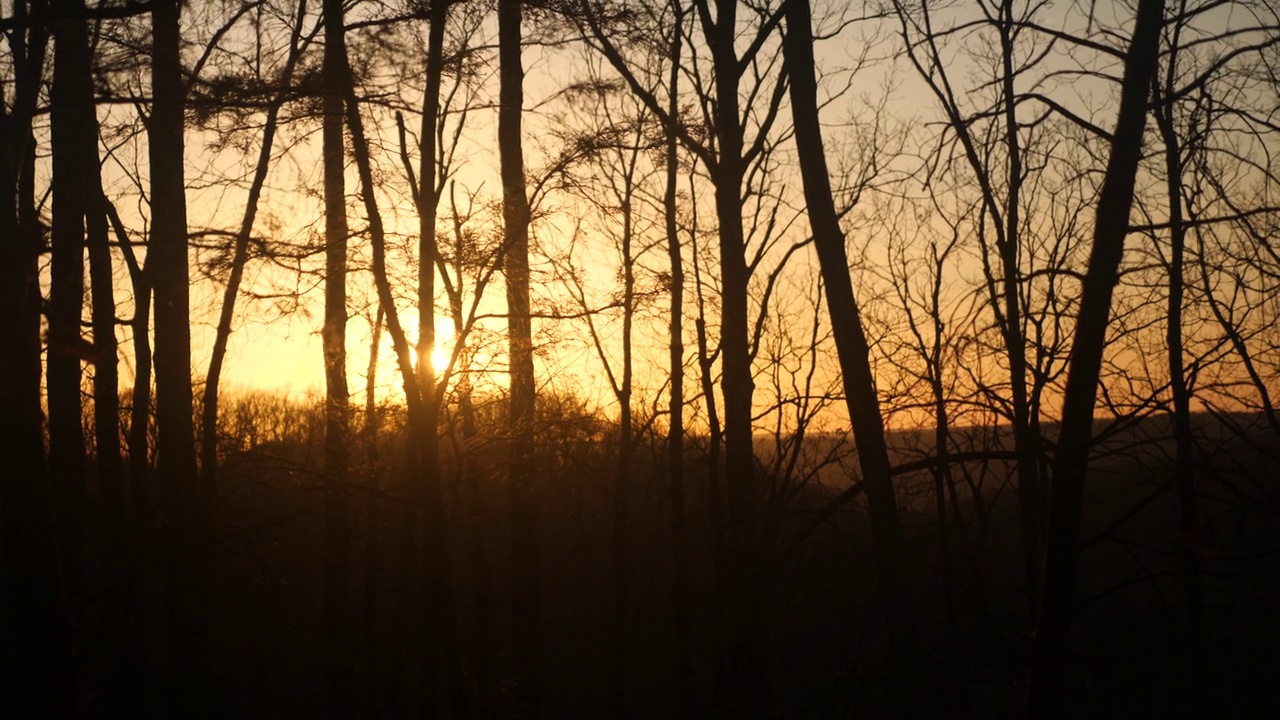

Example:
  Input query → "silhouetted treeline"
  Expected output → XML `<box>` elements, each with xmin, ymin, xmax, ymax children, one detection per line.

<box><xmin>3</xmin><ymin>0</ymin><xmax>1280</xmax><ymax>718</ymax></box>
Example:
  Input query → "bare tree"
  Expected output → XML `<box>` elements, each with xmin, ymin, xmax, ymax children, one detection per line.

<box><xmin>576</xmin><ymin>1</ymin><xmax>794</xmax><ymax>708</ymax></box>
<box><xmin>150</xmin><ymin>0</ymin><xmax>207</xmax><ymax>711</ymax></box>
<box><xmin>199</xmin><ymin>0</ymin><xmax>314</xmax><ymax>513</ymax></box>
<box><xmin>499</xmin><ymin>0</ymin><xmax>542</xmax><ymax>714</ymax></box>
<box><xmin>0</xmin><ymin>2</ymin><xmax>75</xmax><ymax>713</ymax></box>
<box><xmin>782</xmin><ymin>0</ymin><xmax>921</xmax><ymax>696</ymax></box>
<box><xmin>320</xmin><ymin>0</ymin><xmax>353</xmax><ymax>714</ymax></box>
<box><xmin>336</xmin><ymin>7</ymin><xmax>469</xmax><ymax>713</ymax></box>
<box><xmin>662</xmin><ymin>3</ymin><xmax>692</xmax><ymax>714</ymax></box>
<box><xmin>1149</xmin><ymin>3</ymin><xmax>1205</xmax><ymax>705</ymax></box>
<box><xmin>1025</xmin><ymin>0</ymin><xmax>1166</xmax><ymax>714</ymax></box>
<box><xmin>890</xmin><ymin>0</ymin><xmax>1057</xmax><ymax>611</ymax></box>
<box><xmin>48</xmin><ymin>0</ymin><xmax>91</xmax><ymax>595</ymax></box>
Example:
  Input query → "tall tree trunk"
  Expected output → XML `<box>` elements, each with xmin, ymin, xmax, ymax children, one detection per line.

<box><xmin>1024</xmin><ymin>0</ymin><xmax>1165</xmax><ymax>715</ymax></box>
<box><xmin>997</xmin><ymin>0</ymin><xmax>1047</xmax><ymax>615</ymax></box>
<box><xmin>663</xmin><ymin>5</ymin><xmax>692</xmax><ymax>711</ymax></box>
<box><xmin>49</xmin><ymin>0</ymin><xmax>91</xmax><ymax>614</ymax></box>
<box><xmin>1151</xmin><ymin>11</ymin><xmax>1206</xmax><ymax>709</ymax></box>
<box><xmin>691</xmin><ymin>234</ymin><xmax>726</xmax><ymax>700</ymax></box>
<box><xmin>102</xmin><ymin>195</ymin><xmax>156</xmax><ymax>713</ymax></box>
<box><xmin>450</xmin><ymin>194</ymin><xmax>497</xmax><ymax>703</ymax></box>
<box><xmin>321</xmin><ymin>0</ymin><xmax>353</xmax><ymax>715</ymax></box>
<box><xmin>150</xmin><ymin>0</ymin><xmax>207</xmax><ymax>712</ymax></box>
<box><xmin>200</xmin><ymin>0</ymin><xmax>308</xmax><ymax>509</ymax></box>
<box><xmin>109</xmin><ymin>199</ymin><xmax>154</xmax><ymax>526</ymax></box>
<box><xmin>0</xmin><ymin>4</ymin><xmax>75</xmax><ymax>714</ymax></box>
<box><xmin>782</xmin><ymin>0</ymin><xmax>917</xmax><ymax>672</ymax></box>
<box><xmin>698</xmin><ymin>1</ymin><xmax>766</xmax><ymax>710</ymax></box>
<box><xmin>412</xmin><ymin>4</ymin><xmax>470</xmax><ymax>715</ymax></box>
<box><xmin>498</xmin><ymin>0</ymin><xmax>542</xmax><ymax>715</ymax></box>
<box><xmin>340</xmin><ymin>43</ymin><xmax>468</xmax><ymax>717</ymax></box>
<box><xmin>612</xmin><ymin>172</ymin><xmax>637</xmax><ymax>720</ymax></box>
<box><xmin>61</xmin><ymin>3</ymin><xmax>138</xmax><ymax>704</ymax></box>
<box><xmin>362</xmin><ymin>306</ymin><xmax>382</xmax><ymax>718</ymax></box>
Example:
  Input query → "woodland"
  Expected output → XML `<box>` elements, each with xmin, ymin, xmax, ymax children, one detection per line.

<box><xmin>2</xmin><ymin>0</ymin><xmax>1279</xmax><ymax>717</ymax></box>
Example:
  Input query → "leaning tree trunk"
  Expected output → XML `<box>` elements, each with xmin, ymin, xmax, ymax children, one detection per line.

<box><xmin>782</xmin><ymin>0</ymin><xmax>918</xmax><ymax>674</ymax></box>
<box><xmin>1024</xmin><ymin>0</ymin><xmax>1165</xmax><ymax>716</ymax></box>
<box><xmin>498</xmin><ymin>0</ymin><xmax>542</xmax><ymax>715</ymax></box>
<box><xmin>200</xmin><ymin>0</ymin><xmax>307</xmax><ymax>509</ymax></box>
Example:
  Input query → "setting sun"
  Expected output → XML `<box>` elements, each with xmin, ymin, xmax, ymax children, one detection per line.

<box><xmin>431</xmin><ymin>323</ymin><xmax>455</xmax><ymax>376</ymax></box>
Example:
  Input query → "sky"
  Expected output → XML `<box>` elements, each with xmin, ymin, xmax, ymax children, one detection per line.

<box><xmin>15</xmin><ymin>0</ymin><xmax>1271</xmax><ymax>429</ymax></box>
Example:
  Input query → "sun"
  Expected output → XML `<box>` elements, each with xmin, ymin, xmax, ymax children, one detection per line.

<box><xmin>430</xmin><ymin>322</ymin><xmax>456</xmax><ymax>376</ymax></box>
<box><xmin>431</xmin><ymin>343</ymin><xmax>451</xmax><ymax>375</ymax></box>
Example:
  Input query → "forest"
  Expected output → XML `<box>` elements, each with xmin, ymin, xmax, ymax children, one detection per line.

<box><xmin>2</xmin><ymin>0</ymin><xmax>1279</xmax><ymax>717</ymax></box>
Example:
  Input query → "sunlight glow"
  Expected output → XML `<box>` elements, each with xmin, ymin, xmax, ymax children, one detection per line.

<box><xmin>431</xmin><ymin>322</ymin><xmax>456</xmax><ymax>376</ymax></box>
<box><xmin>432</xmin><ymin>344</ymin><xmax>451</xmax><ymax>376</ymax></box>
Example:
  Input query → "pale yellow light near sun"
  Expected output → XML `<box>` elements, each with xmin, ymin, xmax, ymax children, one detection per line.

<box><xmin>431</xmin><ymin>322</ymin><xmax>455</xmax><ymax>376</ymax></box>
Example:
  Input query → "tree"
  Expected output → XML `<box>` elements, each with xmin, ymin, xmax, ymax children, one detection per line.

<box><xmin>782</xmin><ymin>0</ymin><xmax>920</xmax><ymax>694</ymax></box>
<box><xmin>0</xmin><ymin>2</ymin><xmax>75</xmax><ymax>714</ymax></box>
<box><xmin>577</xmin><ymin>1</ymin><xmax>794</xmax><ymax>708</ymax></box>
<box><xmin>890</xmin><ymin>0</ymin><xmax>1055</xmax><ymax>611</ymax></box>
<box><xmin>662</xmin><ymin>3</ymin><xmax>692</xmax><ymax>715</ymax></box>
<box><xmin>200</xmin><ymin>0</ymin><xmax>314</xmax><ymax>516</ymax></box>
<box><xmin>337</xmin><ymin>5</ymin><xmax>468</xmax><ymax>713</ymax></box>
<box><xmin>48</xmin><ymin>0</ymin><xmax>91</xmax><ymax>595</ymax></box>
<box><xmin>498</xmin><ymin>0</ymin><xmax>542</xmax><ymax>714</ymax></box>
<box><xmin>149</xmin><ymin>0</ymin><xmax>207</xmax><ymax>711</ymax></box>
<box><xmin>545</xmin><ymin>75</ymin><xmax>655</xmax><ymax>714</ymax></box>
<box><xmin>321</xmin><ymin>0</ymin><xmax>353</xmax><ymax>714</ymax></box>
<box><xmin>1025</xmin><ymin>0</ymin><xmax>1166</xmax><ymax>714</ymax></box>
<box><xmin>1149</xmin><ymin>4</ymin><xmax>1205</xmax><ymax>705</ymax></box>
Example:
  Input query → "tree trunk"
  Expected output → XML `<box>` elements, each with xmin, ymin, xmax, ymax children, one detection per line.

<box><xmin>413</xmin><ymin>4</ymin><xmax>470</xmax><ymax>715</ymax></box>
<box><xmin>997</xmin><ymin>0</ymin><xmax>1047</xmax><ymax>615</ymax></box>
<box><xmin>782</xmin><ymin>0</ymin><xmax>917</xmax><ymax>672</ymax></box>
<box><xmin>498</xmin><ymin>1</ymin><xmax>542</xmax><ymax>715</ymax></box>
<box><xmin>321</xmin><ymin>0</ymin><xmax>353</xmax><ymax>714</ymax></box>
<box><xmin>150</xmin><ymin>0</ymin><xmax>207</xmax><ymax>712</ymax></box>
<box><xmin>0</xmin><ymin>4</ymin><xmax>75</xmax><ymax>713</ymax></box>
<box><xmin>341</xmin><ymin>43</ymin><xmax>468</xmax><ymax>717</ymax></box>
<box><xmin>612</xmin><ymin>173</ymin><xmax>636</xmax><ymax>720</ymax></box>
<box><xmin>1024</xmin><ymin>1</ymin><xmax>1165</xmax><ymax>715</ymax></box>
<box><xmin>362</xmin><ymin>305</ymin><xmax>382</xmax><ymax>718</ymax></box>
<box><xmin>103</xmin><ymin>194</ymin><xmax>158</xmax><ymax>714</ymax></box>
<box><xmin>108</xmin><ymin>199</ymin><xmax>154</xmax><ymax>527</ymax></box>
<box><xmin>664</xmin><ymin>5</ymin><xmax>692</xmax><ymax>712</ymax></box>
<box><xmin>699</xmin><ymin>1</ymin><xmax>766</xmax><ymax>710</ymax></box>
<box><xmin>445</xmin><ymin>191</ymin><xmax>497</xmax><ymax>702</ymax></box>
<box><xmin>62</xmin><ymin>2</ymin><xmax>138</xmax><ymax>704</ymax></box>
<box><xmin>200</xmin><ymin>0</ymin><xmax>308</xmax><ymax>512</ymax></box>
<box><xmin>1151</xmin><ymin>17</ymin><xmax>1206</xmax><ymax>709</ymax></box>
<box><xmin>49</xmin><ymin>0</ymin><xmax>91</xmax><ymax>610</ymax></box>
